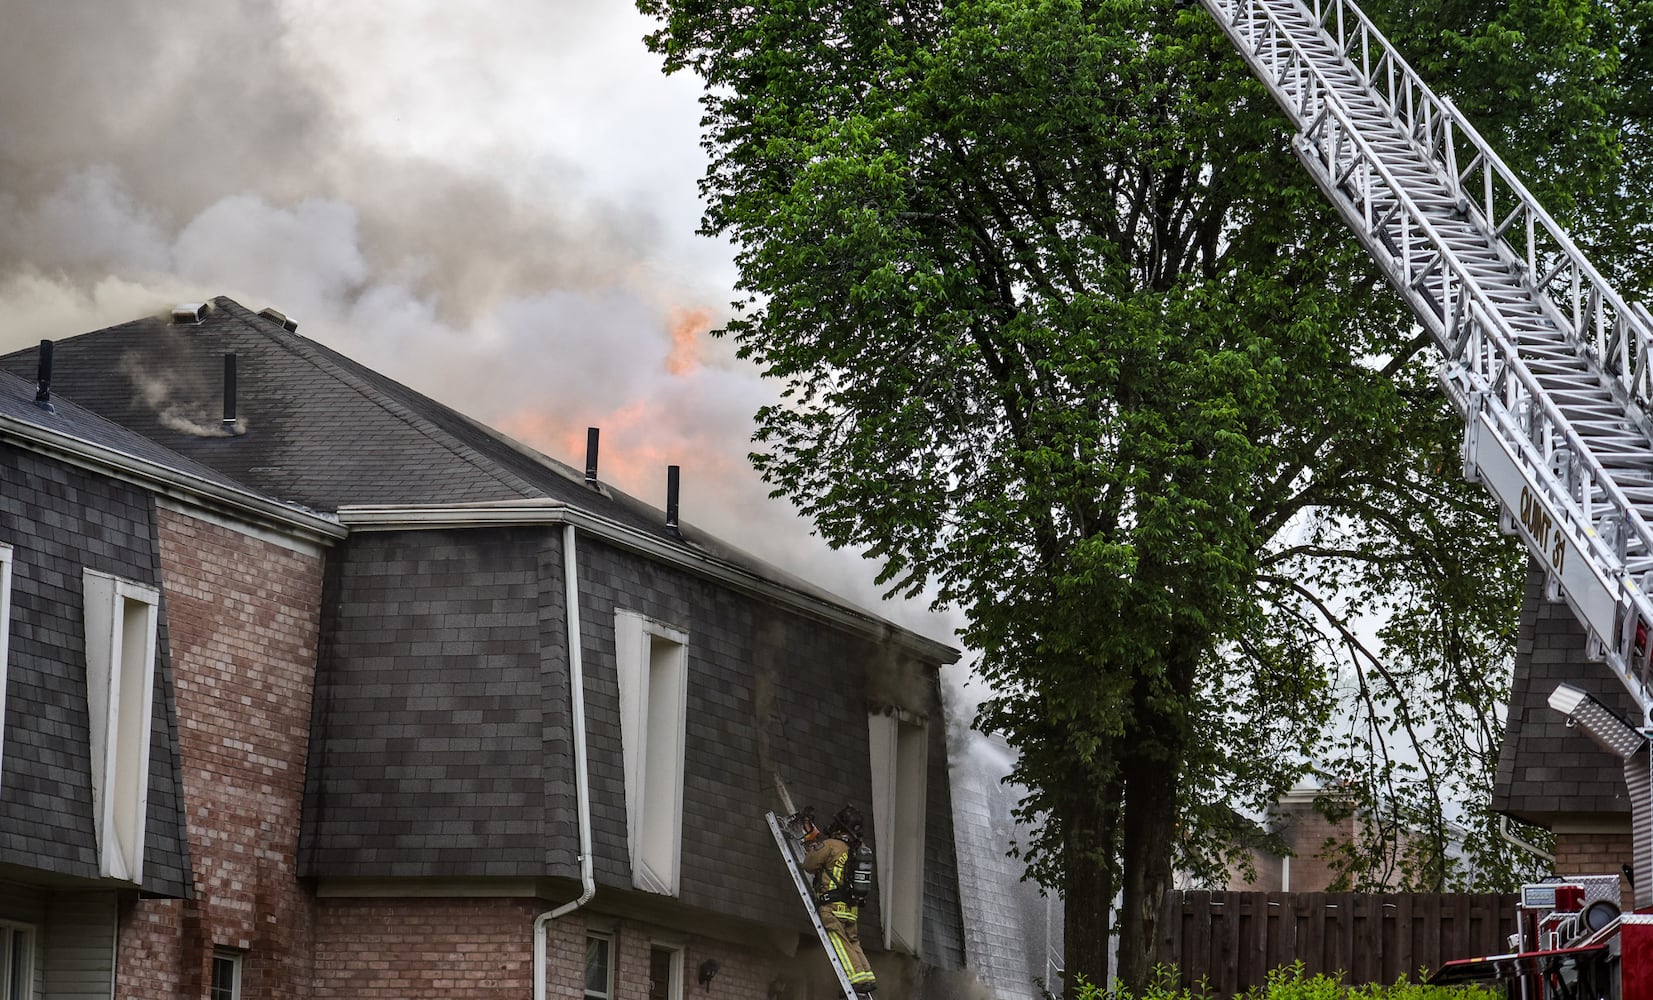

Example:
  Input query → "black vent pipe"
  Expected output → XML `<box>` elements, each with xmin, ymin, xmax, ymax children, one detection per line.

<box><xmin>34</xmin><ymin>340</ymin><xmax>54</xmax><ymax>412</ymax></box>
<box><xmin>666</xmin><ymin>465</ymin><xmax>681</xmax><ymax>537</ymax></box>
<box><xmin>585</xmin><ymin>427</ymin><xmax>600</xmax><ymax>486</ymax></box>
<box><xmin>222</xmin><ymin>353</ymin><xmax>238</xmax><ymax>430</ymax></box>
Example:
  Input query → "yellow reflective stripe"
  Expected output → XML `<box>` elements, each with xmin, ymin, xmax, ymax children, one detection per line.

<box><xmin>827</xmin><ymin>931</ymin><xmax>857</xmax><ymax>974</ymax></box>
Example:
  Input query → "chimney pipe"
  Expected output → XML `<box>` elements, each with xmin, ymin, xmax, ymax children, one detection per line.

<box><xmin>222</xmin><ymin>353</ymin><xmax>238</xmax><ymax>431</ymax></box>
<box><xmin>34</xmin><ymin>339</ymin><xmax>54</xmax><ymax>412</ymax></box>
<box><xmin>584</xmin><ymin>428</ymin><xmax>600</xmax><ymax>487</ymax></box>
<box><xmin>666</xmin><ymin>465</ymin><xmax>681</xmax><ymax>537</ymax></box>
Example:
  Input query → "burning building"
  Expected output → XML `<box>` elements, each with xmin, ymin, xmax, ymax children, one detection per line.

<box><xmin>0</xmin><ymin>298</ymin><xmax>968</xmax><ymax>999</ymax></box>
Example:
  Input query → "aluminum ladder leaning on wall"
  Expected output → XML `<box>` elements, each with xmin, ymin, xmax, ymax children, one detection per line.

<box><xmin>1197</xmin><ymin>0</ymin><xmax>1653</xmax><ymax>906</ymax></box>
<box><xmin>765</xmin><ymin>811</ymin><xmax>863</xmax><ymax>1000</ymax></box>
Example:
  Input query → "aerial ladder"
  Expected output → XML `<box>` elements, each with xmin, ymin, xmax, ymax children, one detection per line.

<box><xmin>1197</xmin><ymin>0</ymin><xmax>1653</xmax><ymax>986</ymax></box>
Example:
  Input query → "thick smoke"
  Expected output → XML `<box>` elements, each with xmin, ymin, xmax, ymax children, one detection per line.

<box><xmin>0</xmin><ymin>0</ymin><xmax>957</xmax><ymax>644</ymax></box>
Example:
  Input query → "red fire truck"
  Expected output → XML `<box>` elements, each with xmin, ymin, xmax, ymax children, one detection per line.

<box><xmin>1431</xmin><ymin>876</ymin><xmax>1653</xmax><ymax>997</ymax></box>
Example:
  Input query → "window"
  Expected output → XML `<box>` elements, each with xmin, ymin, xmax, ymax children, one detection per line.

<box><xmin>614</xmin><ymin>611</ymin><xmax>688</xmax><ymax>896</ymax></box>
<box><xmin>583</xmin><ymin>933</ymin><xmax>614</xmax><ymax>1000</ymax></box>
<box><xmin>210</xmin><ymin>949</ymin><xmax>242</xmax><ymax>1000</ymax></box>
<box><xmin>82</xmin><ymin>569</ymin><xmax>161</xmax><ymax>882</ymax></box>
<box><xmin>0</xmin><ymin>544</ymin><xmax>12</xmax><ymax>798</ymax></box>
<box><xmin>647</xmin><ymin>945</ymin><xmax>682</xmax><ymax>1000</ymax></box>
<box><xmin>0</xmin><ymin>923</ymin><xmax>32</xmax><ymax>1000</ymax></box>
<box><xmin>868</xmin><ymin>708</ymin><xmax>928</xmax><ymax>955</ymax></box>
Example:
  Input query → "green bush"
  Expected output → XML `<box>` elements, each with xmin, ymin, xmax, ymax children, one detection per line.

<box><xmin>1072</xmin><ymin>962</ymin><xmax>1497</xmax><ymax>1000</ymax></box>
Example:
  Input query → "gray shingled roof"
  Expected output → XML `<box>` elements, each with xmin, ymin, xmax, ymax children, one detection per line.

<box><xmin>1492</xmin><ymin>562</ymin><xmax>1638</xmax><ymax>824</ymax></box>
<box><xmin>0</xmin><ymin>297</ymin><xmax>917</xmax><ymax>629</ymax></box>
<box><xmin>1</xmin><ymin>299</ymin><xmax>562</xmax><ymax>510</ymax></box>
<box><xmin>0</xmin><ymin>364</ymin><xmax>254</xmax><ymax>495</ymax></box>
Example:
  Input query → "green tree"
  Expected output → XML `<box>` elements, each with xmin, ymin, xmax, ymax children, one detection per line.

<box><xmin>637</xmin><ymin>0</ymin><xmax>1624</xmax><ymax>991</ymax></box>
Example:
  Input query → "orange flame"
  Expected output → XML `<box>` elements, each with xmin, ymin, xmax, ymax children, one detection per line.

<box><xmin>665</xmin><ymin>305</ymin><xmax>714</xmax><ymax>375</ymax></box>
<box><xmin>495</xmin><ymin>400</ymin><xmax>741</xmax><ymax>501</ymax></box>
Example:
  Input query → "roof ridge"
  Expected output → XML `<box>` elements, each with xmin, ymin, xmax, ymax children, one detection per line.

<box><xmin>213</xmin><ymin>298</ymin><xmax>548</xmax><ymax>502</ymax></box>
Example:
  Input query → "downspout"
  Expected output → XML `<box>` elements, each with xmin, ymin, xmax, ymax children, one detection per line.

<box><xmin>1498</xmin><ymin>815</ymin><xmax>1555</xmax><ymax>866</ymax></box>
<box><xmin>534</xmin><ymin>522</ymin><xmax>596</xmax><ymax>1000</ymax></box>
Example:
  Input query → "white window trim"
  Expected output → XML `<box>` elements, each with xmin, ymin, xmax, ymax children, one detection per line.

<box><xmin>82</xmin><ymin>568</ymin><xmax>160</xmax><ymax>883</ymax></box>
<box><xmin>583</xmin><ymin>931</ymin><xmax>615</xmax><ymax>1000</ymax></box>
<box><xmin>0</xmin><ymin>920</ymin><xmax>34</xmax><ymax>1000</ymax></box>
<box><xmin>210</xmin><ymin>948</ymin><xmax>243</xmax><ymax>1000</ymax></box>
<box><xmin>0</xmin><ymin>545</ymin><xmax>12</xmax><ymax>799</ymax></box>
<box><xmin>614</xmin><ymin>610</ymin><xmax>689</xmax><ymax>896</ymax></box>
<box><xmin>868</xmin><ymin>709</ymin><xmax>928</xmax><ymax>956</ymax></box>
<box><xmin>648</xmin><ymin>942</ymin><xmax>683</xmax><ymax>1000</ymax></box>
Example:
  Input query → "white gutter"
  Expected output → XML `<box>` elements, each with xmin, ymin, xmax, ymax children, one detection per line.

<box><xmin>0</xmin><ymin>413</ymin><xmax>345</xmax><ymax>544</ymax></box>
<box><xmin>534</xmin><ymin>522</ymin><xmax>596</xmax><ymax>999</ymax></box>
<box><xmin>1499</xmin><ymin>814</ymin><xmax>1556</xmax><ymax>865</ymax></box>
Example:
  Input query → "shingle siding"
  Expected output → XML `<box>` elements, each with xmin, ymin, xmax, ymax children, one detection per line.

<box><xmin>537</xmin><ymin>533</ymin><xmax>579</xmax><ymax>880</ymax></box>
<box><xmin>301</xmin><ymin>527</ymin><xmax>556</xmax><ymax>877</ymax></box>
<box><xmin>1493</xmin><ymin>560</ymin><xmax>1639</xmax><ymax>822</ymax></box>
<box><xmin>575</xmin><ymin>536</ymin><xmax>962</xmax><ymax>964</ymax></box>
<box><xmin>921</xmin><ymin>687</ymin><xmax>967</xmax><ymax>968</ymax></box>
<box><xmin>0</xmin><ymin>445</ymin><xmax>190</xmax><ymax>896</ymax></box>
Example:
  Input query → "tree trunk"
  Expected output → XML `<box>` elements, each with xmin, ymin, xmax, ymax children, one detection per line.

<box><xmin>1115</xmin><ymin>635</ymin><xmax>1197</xmax><ymax>993</ymax></box>
<box><xmin>1061</xmin><ymin>779</ymin><xmax>1120</xmax><ymax>999</ymax></box>
<box><xmin>1114</xmin><ymin>747</ymin><xmax>1180</xmax><ymax>992</ymax></box>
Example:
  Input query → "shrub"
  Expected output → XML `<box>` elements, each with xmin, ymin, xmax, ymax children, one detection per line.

<box><xmin>1072</xmin><ymin>962</ymin><xmax>1497</xmax><ymax>999</ymax></box>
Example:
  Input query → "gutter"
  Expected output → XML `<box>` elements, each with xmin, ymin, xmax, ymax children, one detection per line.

<box><xmin>534</xmin><ymin>523</ymin><xmax>596</xmax><ymax>998</ymax></box>
<box><xmin>1498</xmin><ymin>814</ymin><xmax>1556</xmax><ymax>865</ymax></box>
<box><xmin>0</xmin><ymin>413</ymin><xmax>345</xmax><ymax>545</ymax></box>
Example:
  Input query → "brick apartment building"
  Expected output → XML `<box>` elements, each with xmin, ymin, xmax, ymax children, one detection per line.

<box><xmin>0</xmin><ymin>298</ymin><xmax>967</xmax><ymax>999</ymax></box>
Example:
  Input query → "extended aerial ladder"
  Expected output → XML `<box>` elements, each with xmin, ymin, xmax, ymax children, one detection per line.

<box><xmin>1195</xmin><ymin>0</ymin><xmax>1653</xmax><ymax>982</ymax></box>
<box><xmin>1200</xmin><ymin>0</ymin><xmax>1653</xmax><ymax>886</ymax></box>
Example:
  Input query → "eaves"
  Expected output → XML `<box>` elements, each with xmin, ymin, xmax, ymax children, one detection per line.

<box><xmin>0</xmin><ymin>411</ymin><xmax>346</xmax><ymax>546</ymax></box>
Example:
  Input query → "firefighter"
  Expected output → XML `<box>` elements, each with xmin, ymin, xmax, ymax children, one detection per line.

<box><xmin>802</xmin><ymin>805</ymin><xmax>877</xmax><ymax>995</ymax></box>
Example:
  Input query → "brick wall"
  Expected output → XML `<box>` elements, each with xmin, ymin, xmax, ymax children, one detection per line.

<box><xmin>1224</xmin><ymin>798</ymin><xmax>1410</xmax><ymax>893</ymax></box>
<box><xmin>313</xmin><ymin>898</ymin><xmax>537</xmax><ymax>998</ymax></box>
<box><xmin>1554</xmin><ymin>830</ymin><xmax>1633</xmax><ymax>873</ymax></box>
<box><xmin>1278</xmin><ymin>802</ymin><xmax>1359</xmax><ymax>892</ymax></box>
<box><xmin>542</xmin><ymin>909</ymin><xmax>794</xmax><ymax>1000</ymax></box>
<box><xmin>311</xmin><ymin>900</ymin><xmax>793</xmax><ymax>1000</ymax></box>
<box><xmin>1554</xmin><ymin>829</ymin><xmax>1634</xmax><ymax>909</ymax></box>
<box><xmin>117</xmin><ymin>506</ymin><xmax>326</xmax><ymax>999</ymax></box>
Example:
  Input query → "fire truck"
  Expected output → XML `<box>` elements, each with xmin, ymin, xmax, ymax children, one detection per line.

<box><xmin>1194</xmin><ymin>0</ymin><xmax>1653</xmax><ymax>990</ymax></box>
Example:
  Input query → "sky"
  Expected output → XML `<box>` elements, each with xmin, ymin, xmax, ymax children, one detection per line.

<box><xmin>0</xmin><ymin>2</ymin><xmax>967</xmax><ymax>656</ymax></box>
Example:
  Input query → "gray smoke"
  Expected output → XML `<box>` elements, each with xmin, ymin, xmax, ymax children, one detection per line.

<box><xmin>0</xmin><ymin>1</ymin><xmax>957</xmax><ymax>645</ymax></box>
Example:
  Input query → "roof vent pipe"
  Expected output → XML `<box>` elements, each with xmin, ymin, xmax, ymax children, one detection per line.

<box><xmin>33</xmin><ymin>339</ymin><xmax>54</xmax><ymax>413</ymax></box>
<box><xmin>584</xmin><ymin>427</ymin><xmax>600</xmax><ymax>487</ymax></box>
<box><xmin>171</xmin><ymin>303</ymin><xmax>207</xmax><ymax>324</ymax></box>
<box><xmin>666</xmin><ymin>465</ymin><xmax>681</xmax><ymax>538</ymax></box>
<box><xmin>222</xmin><ymin>353</ymin><xmax>238</xmax><ymax>431</ymax></box>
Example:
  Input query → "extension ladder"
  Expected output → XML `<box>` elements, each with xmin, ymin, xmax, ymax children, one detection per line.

<box><xmin>1198</xmin><ymin>0</ymin><xmax>1653</xmax><ymax>728</ymax></box>
<box><xmin>765</xmin><ymin>811</ymin><xmax>862</xmax><ymax>1000</ymax></box>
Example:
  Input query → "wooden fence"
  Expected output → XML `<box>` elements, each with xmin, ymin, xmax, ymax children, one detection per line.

<box><xmin>1154</xmin><ymin>891</ymin><xmax>1520</xmax><ymax>996</ymax></box>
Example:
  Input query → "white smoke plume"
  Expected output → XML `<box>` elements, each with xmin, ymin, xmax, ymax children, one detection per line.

<box><xmin>0</xmin><ymin>0</ymin><xmax>959</xmax><ymax>645</ymax></box>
